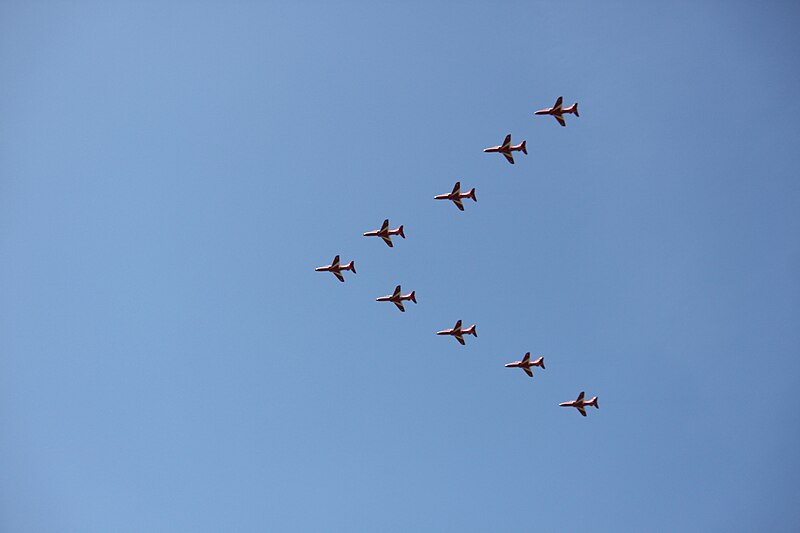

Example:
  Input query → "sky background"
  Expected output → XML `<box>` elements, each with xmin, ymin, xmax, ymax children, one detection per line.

<box><xmin>2</xmin><ymin>1</ymin><xmax>800</xmax><ymax>531</ymax></box>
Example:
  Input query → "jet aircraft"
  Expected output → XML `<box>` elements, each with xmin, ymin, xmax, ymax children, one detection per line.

<box><xmin>504</xmin><ymin>352</ymin><xmax>545</xmax><ymax>378</ymax></box>
<box><xmin>315</xmin><ymin>255</ymin><xmax>356</xmax><ymax>282</ymax></box>
<box><xmin>363</xmin><ymin>219</ymin><xmax>405</xmax><ymax>247</ymax></box>
<box><xmin>434</xmin><ymin>181</ymin><xmax>477</xmax><ymax>211</ymax></box>
<box><xmin>436</xmin><ymin>320</ymin><xmax>477</xmax><ymax>345</ymax></box>
<box><xmin>559</xmin><ymin>391</ymin><xmax>599</xmax><ymax>417</ymax></box>
<box><xmin>376</xmin><ymin>285</ymin><xmax>417</xmax><ymax>312</ymax></box>
<box><xmin>483</xmin><ymin>134</ymin><xmax>527</xmax><ymax>164</ymax></box>
<box><xmin>534</xmin><ymin>96</ymin><xmax>579</xmax><ymax>127</ymax></box>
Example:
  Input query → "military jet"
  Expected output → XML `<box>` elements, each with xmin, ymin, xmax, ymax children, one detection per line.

<box><xmin>363</xmin><ymin>219</ymin><xmax>405</xmax><ymax>247</ymax></box>
<box><xmin>483</xmin><ymin>134</ymin><xmax>527</xmax><ymax>164</ymax></box>
<box><xmin>376</xmin><ymin>285</ymin><xmax>417</xmax><ymax>312</ymax></box>
<box><xmin>315</xmin><ymin>255</ymin><xmax>356</xmax><ymax>282</ymax></box>
<box><xmin>534</xmin><ymin>96</ymin><xmax>579</xmax><ymax>127</ymax></box>
<box><xmin>434</xmin><ymin>181</ymin><xmax>477</xmax><ymax>211</ymax></box>
<box><xmin>436</xmin><ymin>320</ymin><xmax>477</xmax><ymax>345</ymax></box>
<box><xmin>559</xmin><ymin>391</ymin><xmax>599</xmax><ymax>417</ymax></box>
<box><xmin>504</xmin><ymin>352</ymin><xmax>545</xmax><ymax>378</ymax></box>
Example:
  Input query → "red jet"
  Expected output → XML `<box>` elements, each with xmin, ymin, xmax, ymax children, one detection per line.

<box><xmin>376</xmin><ymin>284</ymin><xmax>417</xmax><ymax>312</ymax></box>
<box><xmin>534</xmin><ymin>96</ymin><xmax>579</xmax><ymax>127</ymax></box>
<box><xmin>559</xmin><ymin>391</ymin><xmax>599</xmax><ymax>417</ymax></box>
<box><xmin>483</xmin><ymin>134</ymin><xmax>527</xmax><ymax>164</ymax></box>
<box><xmin>315</xmin><ymin>255</ymin><xmax>356</xmax><ymax>282</ymax></box>
<box><xmin>363</xmin><ymin>219</ymin><xmax>405</xmax><ymax>247</ymax></box>
<box><xmin>504</xmin><ymin>352</ymin><xmax>545</xmax><ymax>378</ymax></box>
<box><xmin>434</xmin><ymin>181</ymin><xmax>477</xmax><ymax>211</ymax></box>
<box><xmin>436</xmin><ymin>320</ymin><xmax>477</xmax><ymax>345</ymax></box>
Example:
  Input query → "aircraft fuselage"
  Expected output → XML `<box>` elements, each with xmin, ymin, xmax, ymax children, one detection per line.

<box><xmin>363</xmin><ymin>228</ymin><xmax>402</xmax><ymax>238</ymax></box>
<box><xmin>483</xmin><ymin>143</ymin><xmax>526</xmax><ymax>154</ymax></box>
<box><xmin>434</xmin><ymin>192</ymin><xmax>472</xmax><ymax>201</ymax></box>
<box><xmin>376</xmin><ymin>293</ymin><xmax>414</xmax><ymax>303</ymax></box>
<box><xmin>535</xmin><ymin>104</ymin><xmax>578</xmax><ymax>116</ymax></box>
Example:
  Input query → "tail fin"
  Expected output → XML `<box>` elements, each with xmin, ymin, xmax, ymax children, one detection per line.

<box><xmin>399</xmin><ymin>225</ymin><xmax>405</xmax><ymax>239</ymax></box>
<box><xmin>573</xmin><ymin>103</ymin><xmax>579</xmax><ymax>117</ymax></box>
<box><xmin>590</xmin><ymin>397</ymin><xmax>599</xmax><ymax>409</ymax></box>
<box><xmin>471</xmin><ymin>325</ymin><xmax>477</xmax><ymax>337</ymax></box>
<box><xmin>410</xmin><ymin>291</ymin><xmax>417</xmax><ymax>303</ymax></box>
<box><xmin>521</xmin><ymin>140</ymin><xmax>527</xmax><ymax>155</ymax></box>
<box><xmin>469</xmin><ymin>188</ymin><xmax>477</xmax><ymax>202</ymax></box>
<box><xmin>347</xmin><ymin>261</ymin><xmax>356</xmax><ymax>274</ymax></box>
<box><xmin>535</xmin><ymin>357</ymin><xmax>545</xmax><ymax>369</ymax></box>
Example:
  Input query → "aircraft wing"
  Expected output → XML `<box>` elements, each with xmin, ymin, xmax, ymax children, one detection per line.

<box><xmin>521</xmin><ymin>352</ymin><xmax>530</xmax><ymax>363</ymax></box>
<box><xmin>333</xmin><ymin>271</ymin><xmax>345</xmax><ymax>282</ymax></box>
<box><xmin>453</xmin><ymin>320</ymin><xmax>462</xmax><ymax>330</ymax></box>
<box><xmin>503</xmin><ymin>152</ymin><xmax>515</xmax><ymax>164</ymax></box>
<box><xmin>576</xmin><ymin>391</ymin><xmax>585</xmax><ymax>402</ymax></box>
<box><xmin>455</xmin><ymin>334</ymin><xmax>465</xmax><ymax>345</ymax></box>
<box><xmin>332</xmin><ymin>255</ymin><xmax>340</xmax><ymax>268</ymax></box>
<box><xmin>554</xmin><ymin>114</ymin><xmax>566</xmax><ymax>127</ymax></box>
<box><xmin>577</xmin><ymin>405</ymin><xmax>587</xmax><ymax>417</ymax></box>
<box><xmin>501</xmin><ymin>134</ymin><xmax>511</xmax><ymax>149</ymax></box>
<box><xmin>382</xmin><ymin>235</ymin><xmax>394</xmax><ymax>247</ymax></box>
<box><xmin>453</xmin><ymin>198</ymin><xmax>464</xmax><ymax>211</ymax></box>
<box><xmin>452</xmin><ymin>181</ymin><xmax>461</xmax><ymax>194</ymax></box>
<box><xmin>394</xmin><ymin>301</ymin><xmax>405</xmax><ymax>312</ymax></box>
<box><xmin>553</xmin><ymin>96</ymin><xmax>563</xmax><ymax>110</ymax></box>
<box><xmin>523</xmin><ymin>367</ymin><xmax>533</xmax><ymax>378</ymax></box>
<box><xmin>380</xmin><ymin>219</ymin><xmax>390</xmax><ymax>232</ymax></box>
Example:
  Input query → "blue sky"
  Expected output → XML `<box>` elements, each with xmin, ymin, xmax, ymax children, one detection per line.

<box><xmin>2</xmin><ymin>2</ymin><xmax>800</xmax><ymax>531</ymax></box>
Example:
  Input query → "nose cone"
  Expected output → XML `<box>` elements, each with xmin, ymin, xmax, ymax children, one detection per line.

<box><xmin>534</xmin><ymin>109</ymin><xmax>549</xmax><ymax>115</ymax></box>
<box><xmin>482</xmin><ymin>148</ymin><xmax>491</xmax><ymax>152</ymax></box>
<box><xmin>315</xmin><ymin>267</ymin><xmax>325</xmax><ymax>271</ymax></box>
<box><xmin>559</xmin><ymin>402</ymin><xmax>570</xmax><ymax>407</ymax></box>
<box><xmin>436</xmin><ymin>330</ymin><xmax>449</xmax><ymax>335</ymax></box>
<box><xmin>504</xmin><ymin>363</ymin><xmax>515</xmax><ymax>368</ymax></box>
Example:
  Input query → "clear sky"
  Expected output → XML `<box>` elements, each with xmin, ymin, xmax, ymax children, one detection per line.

<box><xmin>2</xmin><ymin>1</ymin><xmax>800</xmax><ymax>531</ymax></box>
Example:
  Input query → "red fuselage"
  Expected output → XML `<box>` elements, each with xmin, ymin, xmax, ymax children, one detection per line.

<box><xmin>559</xmin><ymin>397</ymin><xmax>598</xmax><ymax>409</ymax></box>
<box><xmin>483</xmin><ymin>143</ymin><xmax>526</xmax><ymax>154</ymax></box>
<box><xmin>434</xmin><ymin>192</ymin><xmax>472</xmax><ymax>201</ymax></box>
<box><xmin>504</xmin><ymin>358</ymin><xmax>544</xmax><ymax>370</ymax></box>
<box><xmin>315</xmin><ymin>262</ymin><xmax>354</xmax><ymax>274</ymax></box>
<box><xmin>363</xmin><ymin>227</ymin><xmax>403</xmax><ymax>238</ymax></box>
<box><xmin>436</xmin><ymin>324</ymin><xmax>477</xmax><ymax>336</ymax></box>
<box><xmin>535</xmin><ymin>103</ymin><xmax>578</xmax><ymax>116</ymax></box>
<box><xmin>376</xmin><ymin>292</ymin><xmax>415</xmax><ymax>304</ymax></box>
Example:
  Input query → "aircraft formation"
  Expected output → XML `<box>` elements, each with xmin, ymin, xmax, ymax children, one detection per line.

<box><xmin>315</xmin><ymin>96</ymin><xmax>599</xmax><ymax>417</ymax></box>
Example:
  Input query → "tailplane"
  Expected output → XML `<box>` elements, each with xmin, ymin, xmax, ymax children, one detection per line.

<box><xmin>589</xmin><ymin>396</ymin><xmax>599</xmax><ymax>409</ymax></box>
<box><xmin>534</xmin><ymin>356</ymin><xmax>545</xmax><ymax>369</ymax></box>
<box><xmin>410</xmin><ymin>291</ymin><xmax>417</xmax><ymax>303</ymax></box>
<box><xmin>521</xmin><ymin>140</ymin><xmax>528</xmax><ymax>155</ymax></box>
<box><xmin>399</xmin><ymin>225</ymin><xmax>406</xmax><ymax>239</ymax></box>
<box><xmin>573</xmin><ymin>102</ymin><xmax>579</xmax><ymax>117</ymax></box>
<box><xmin>469</xmin><ymin>188</ymin><xmax>477</xmax><ymax>202</ymax></box>
<box><xmin>470</xmin><ymin>325</ymin><xmax>477</xmax><ymax>337</ymax></box>
<box><xmin>346</xmin><ymin>261</ymin><xmax>356</xmax><ymax>273</ymax></box>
